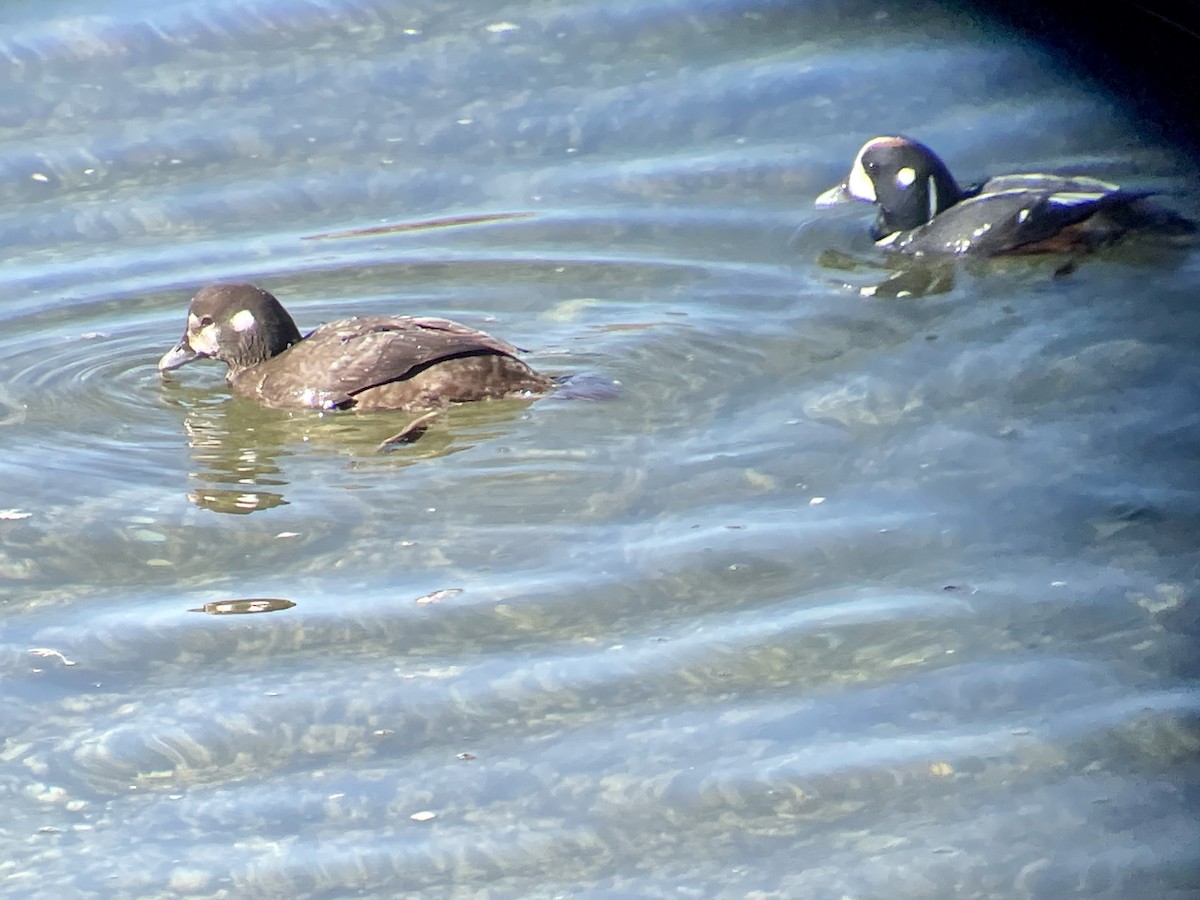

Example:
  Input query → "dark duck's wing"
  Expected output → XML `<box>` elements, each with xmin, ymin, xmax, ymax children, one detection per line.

<box><xmin>888</xmin><ymin>186</ymin><xmax>1183</xmax><ymax>256</ymax></box>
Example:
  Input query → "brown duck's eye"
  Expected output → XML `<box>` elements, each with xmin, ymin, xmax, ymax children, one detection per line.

<box><xmin>198</xmin><ymin>315</ymin><xmax>213</xmax><ymax>327</ymax></box>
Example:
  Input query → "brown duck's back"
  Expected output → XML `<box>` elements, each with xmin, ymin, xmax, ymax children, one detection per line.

<box><xmin>227</xmin><ymin>315</ymin><xmax>551</xmax><ymax>411</ymax></box>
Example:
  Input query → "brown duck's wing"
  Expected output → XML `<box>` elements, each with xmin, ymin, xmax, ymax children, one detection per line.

<box><xmin>274</xmin><ymin>316</ymin><xmax>530</xmax><ymax>408</ymax></box>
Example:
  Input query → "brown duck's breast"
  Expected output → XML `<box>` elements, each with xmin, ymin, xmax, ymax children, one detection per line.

<box><xmin>228</xmin><ymin>315</ymin><xmax>550</xmax><ymax>411</ymax></box>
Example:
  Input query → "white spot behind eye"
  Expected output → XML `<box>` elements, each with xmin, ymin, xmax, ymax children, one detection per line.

<box><xmin>895</xmin><ymin>166</ymin><xmax>916</xmax><ymax>188</ymax></box>
<box><xmin>230</xmin><ymin>309</ymin><xmax>257</xmax><ymax>332</ymax></box>
<box><xmin>927</xmin><ymin>178</ymin><xmax>939</xmax><ymax>220</ymax></box>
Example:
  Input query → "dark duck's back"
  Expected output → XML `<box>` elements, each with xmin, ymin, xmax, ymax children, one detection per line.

<box><xmin>815</xmin><ymin>135</ymin><xmax>1196</xmax><ymax>256</ymax></box>
<box><xmin>158</xmin><ymin>283</ymin><xmax>551</xmax><ymax>411</ymax></box>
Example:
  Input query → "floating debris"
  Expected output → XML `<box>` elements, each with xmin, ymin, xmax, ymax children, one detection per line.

<box><xmin>187</xmin><ymin>598</ymin><xmax>297</xmax><ymax>616</ymax></box>
<box><xmin>28</xmin><ymin>648</ymin><xmax>76</xmax><ymax>667</ymax></box>
<box><xmin>378</xmin><ymin>409</ymin><xmax>441</xmax><ymax>451</ymax></box>
<box><xmin>414</xmin><ymin>588</ymin><xmax>463</xmax><ymax>606</ymax></box>
<box><xmin>0</xmin><ymin>509</ymin><xmax>32</xmax><ymax>520</ymax></box>
<box><xmin>410</xmin><ymin>810</ymin><xmax>436</xmax><ymax>822</ymax></box>
<box><xmin>188</xmin><ymin>488</ymin><xmax>288</xmax><ymax>514</ymax></box>
<box><xmin>303</xmin><ymin>210</ymin><xmax>533</xmax><ymax>241</ymax></box>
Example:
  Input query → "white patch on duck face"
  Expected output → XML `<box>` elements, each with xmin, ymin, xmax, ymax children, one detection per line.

<box><xmin>1017</xmin><ymin>208</ymin><xmax>1031</xmax><ymax>224</ymax></box>
<box><xmin>894</xmin><ymin>166</ymin><xmax>916</xmax><ymax>188</ymax></box>
<box><xmin>926</xmin><ymin>177</ymin><xmax>939</xmax><ymax>221</ymax></box>
<box><xmin>230</xmin><ymin>309</ymin><xmax>257</xmax><ymax>333</ymax></box>
<box><xmin>845</xmin><ymin>145</ymin><xmax>877</xmax><ymax>202</ymax></box>
<box><xmin>190</xmin><ymin>323</ymin><xmax>220</xmax><ymax>356</ymax></box>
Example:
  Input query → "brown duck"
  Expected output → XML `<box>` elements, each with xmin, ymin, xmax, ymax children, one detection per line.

<box><xmin>158</xmin><ymin>283</ymin><xmax>552</xmax><ymax>411</ymax></box>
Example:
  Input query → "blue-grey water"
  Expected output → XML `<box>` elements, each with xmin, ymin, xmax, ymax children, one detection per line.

<box><xmin>1</xmin><ymin>1</ymin><xmax>1198</xmax><ymax>897</ymax></box>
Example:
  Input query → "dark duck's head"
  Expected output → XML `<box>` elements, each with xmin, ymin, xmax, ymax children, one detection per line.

<box><xmin>158</xmin><ymin>284</ymin><xmax>303</xmax><ymax>381</ymax></box>
<box><xmin>816</xmin><ymin>135</ymin><xmax>963</xmax><ymax>238</ymax></box>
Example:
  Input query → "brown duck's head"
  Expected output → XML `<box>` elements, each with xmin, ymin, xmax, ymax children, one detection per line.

<box><xmin>158</xmin><ymin>284</ymin><xmax>304</xmax><ymax>379</ymax></box>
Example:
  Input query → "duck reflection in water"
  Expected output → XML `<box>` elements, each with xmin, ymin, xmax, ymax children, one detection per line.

<box><xmin>162</xmin><ymin>383</ymin><xmax>545</xmax><ymax>514</ymax></box>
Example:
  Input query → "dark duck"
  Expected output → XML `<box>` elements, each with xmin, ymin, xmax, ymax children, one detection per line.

<box><xmin>815</xmin><ymin>135</ymin><xmax>1196</xmax><ymax>256</ymax></box>
<box><xmin>158</xmin><ymin>283</ymin><xmax>552</xmax><ymax>411</ymax></box>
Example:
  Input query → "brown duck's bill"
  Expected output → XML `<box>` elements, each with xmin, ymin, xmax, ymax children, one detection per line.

<box><xmin>814</xmin><ymin>181</ymin><xmax>853</xmax><ymax>208</ymax></box>
<box><xmin>158</xmin><ymin>339</ymin><xmax>201</xmax><ymax>372</ymax></box>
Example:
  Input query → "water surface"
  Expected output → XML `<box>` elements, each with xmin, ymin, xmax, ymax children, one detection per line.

<box><xmin>1</xmin><ymin>0</ymin><xmax>1198</xmax><ymax>897</ymax></box>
